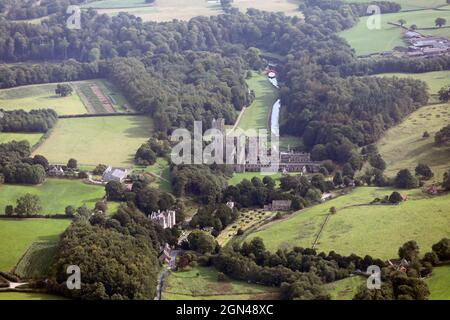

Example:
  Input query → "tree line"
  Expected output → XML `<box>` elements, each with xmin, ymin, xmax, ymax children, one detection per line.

<box><xmin>0</xmin><ymin>109</ymin><xmax>58</xmax><ymax>133</ymax></box>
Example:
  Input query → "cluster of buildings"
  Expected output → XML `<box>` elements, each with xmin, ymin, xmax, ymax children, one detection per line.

<box><xmin>150</xmin><ymin>210</ymin><xmax>176</xmax><ymax>229</ymax></box>
<box><xmin>404</xmin><ymin>31</ymin><xmax>450</xmax><ymax>57</ymax></box>
<box><xmin>211</xmin><ymin>118</ymin><xmax>321</xmax><ymax>174</ymax></box>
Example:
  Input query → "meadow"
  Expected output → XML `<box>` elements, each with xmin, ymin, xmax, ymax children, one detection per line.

<box><xmin>0</xmin><ymin>132</ymin><xmax>43</xmax><ymax>146</ymax></box>
<box><xmin>0</xmin><ymin>218</ymin><xmax>71</xmax><ymax>272</ymax></box>
<box><xmin>0</xmin><ymin>292</ymin><xmax>65</xmax><ymax>300</ymax></box>
<box><xmin>245</xmin><ymin>187</ymin><xmax>450</xmax><ymax>259</ymax></box>
<box><xmin>377</xmin><ymin>103</ymin><xmax>450</xmax><ymax>182</ymax></box>
<box><xmin>343</xmin><ymin>0</ymin><xmax>447</xmax><ymax>11</ymax></box>
<box><xmin>235</xmin><ymin>73</ymin><xmax>278</xmax><ymax>131</ymax></box>
<box><xmin>339</xmin><ymin>9</ymin><xmax>450</xmax><ymax>55</ymax></box>
<box><xmin>0</xmin><ymin>179</ymin><xmax>107</xmax><ymax>215</ymax></box>
<box><xmin>34</xmin><ymin>116</ymin><xmax>154</xmax><ymax>168</ymax></box>
<box><xmin>89</xmin><ymin>0</ymin><xmax>223</xmax><ymax>22</ymax></box>
<box><xmin>0</xmin><ymin>83</ymin><xmax>87</xmax><ymax>115</ymax></box>
<box><xmin>232</xmin><ymin>0</ymin><xmax>303</xmax><ymax>18</ymax></box>
<box><xmin>323</xmin><ymin>276</ymin><xmax>365</xmax><ymax>300</ymax></box>
<box><xmin>375</xmin><ymin>70</ymin><xmax>450</xmax><ymax>95</ymax></box>
<box><xmin>162</xmin><ymin>266</ymin><xmax>279</xmax><ymax>300</ymax></box>
<box><xmin>425</xmin><ymin>265</ymin><xmax>450</xmax><ymax>300</ymax></box>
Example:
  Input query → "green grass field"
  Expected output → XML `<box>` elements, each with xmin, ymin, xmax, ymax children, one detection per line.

<box><xmin>34</xmin><ymin>116</ymin><xmax>153</xmax><ymax>167</ymax></box>
<box><xmin>0</xmin><ymin>132</ymin><xmax>43</xmax><ymax>146</ymax></box>
<box><xmin>0</xmin><ymin>218</ymin><xmax>70</xmax><ymax>272</ymax></box>
<box><xmin>343</xmin><ymin>0</ymin><xmax>447</xmax><ymax>11</ymax></box>
<box><xmin>13</xmin><ymin>242</ymin><xmax>59</xmax><ymax>279</ymax></box>
<box><xmin>377</xmin><ymin>103</ymin><xmax>450</xmax><ymax>182</ymax></box>
<box><xmin>425</xmin><ymin>265</ymin><xmax>450</xmax><ymax>300</ymax></box>
<box><xmin>235</xmin><ymin>73</ymin><xmax>278</xmax><ymax>132</ymax></box>
<box><xmin>0</xmin><ymin>292</ymin><xmax>65</xmax><ymax>300</ymax></box>
<box><xmin>375</xmin><ymin>71</ymin><xmax>450</xmax><ymax>95</ymax></box>
<box><xmin>245</xmin><ymin>187</ymin><xmax>450</xmax><ymax>259</ymax></box>
<box><xmin>323</xmin><ymin>276</ymin><xmax>365</xmax><ymax>300</ymax></box>
<box><xmin>90</xmin><ymin>0</ymin><xmax>223</xmax><ymax>22</ymax></box>
<box><xmin>233</xmin><ymin>0</ymin><xmax>304</xmax><ymax>18</ymax></box>
<box><xmin>339</xmin><ymin>9</ymin><xmax>450</xmax><ymax>55</ymax></box>
<box><xmin>0</xmin><ymin>179</ymin><xmax>107</xmax><ymax>215</ymax></box>
<box><xmin>162</xmin><ymin>266</ymin><xmax>279</xmax><ymax>300</ymax></box>
<box><xmin>0</xmin><ymin>83</ymin><xmax>87</xmax><ymax>115</ymax></box>
<box><xmin>143</xmin><ymin>158</ymin><xmax>172</xmax><ymax>192</ymax></box>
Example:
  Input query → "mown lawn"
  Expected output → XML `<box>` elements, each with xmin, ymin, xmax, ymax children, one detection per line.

<box><xmin>162</xmin><ymin>266</ymin><xmax>279</xmax><ymax>300</ymax></box>
<box><xmin>0</xmin><ymin>218</ymin><xmax>70</xmax><ymax>272</ymax></box>
<box><xmin>0</xmin><ymin>132</ymin><xmax>43</xmax><ymax>146</ymax></box>
<box><xmin>245</xmin><ymin>187</ymin><xmax>450</xmax><ymax>259</ymax></box>
<box><xmin>425</xmin><ymin>265</ymin><xmax>450</xmax><ymax>300</ymax></box>
<box><xmin>235</xmin><ymin>73</ymin><xmax>278</xmax><ymax>132</ymax></box>
<box><xmin>377</xmin><ymin>103</ymin><xmax>450</xmax><ymax>183</ymax></box>
<box><xmin>227</xmin><ymin>171</ymin><xmax>282</xmax><ymax>186</ymax></box>
<box><xmin>34</xmin><ymin>116</ymin><xmax>153</xmax><ymax>168</ymax></box>
<box><xmin>0</xmin><ymin>83</ymin><xmax>87</xmax><ymax>115</ymax></box>
<box><xmin>339</xmin><ymin>9</ymin><xmax>450</xmax><ymax>55</ymax></box>
<box><xmin>323</xmin><ymin>276</ymin><xmax>365</xmax><ymax>300</ymax></box>
<box><xmin>0</xmin><ymin>179</ymin><xmax>107</xmax><ymax>215</ymax></box>
<box><xmin>0</xmin><ymin>292</ymin><xmax>66</xmax><ymax>300</ymax></box>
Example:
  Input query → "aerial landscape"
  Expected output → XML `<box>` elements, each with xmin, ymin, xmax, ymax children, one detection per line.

<box><xmin>0</xmin><ymin>0</ymin><xmax>449</xmax><ymax>306</ymax></box>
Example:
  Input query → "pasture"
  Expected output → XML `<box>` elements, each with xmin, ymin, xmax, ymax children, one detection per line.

<box><xmin>425</xmin><ymin>265</ymin><xmax>450</xmax><ymax>300</ymax></box>
<box><xmin>14</xmin><ymin>242</ymin><xmax>58</xmax><ymax>279</ymax></box>
<box><xmin>233</xmin><ymin>0</ymin><xmax>303</xmax><ymax>18</ymax></box>
<box><xmin>162</xmin><ymin>266</ymin><xmax>279</xmax><ymax>300</ymax></box>
<box><xmin>323</xmin><ymin>276</ymin><xmax>365</xmax><ymax>300</ymax></box>
<box><xmin>33</xmin><ymin>116</ymin><xmax>153</xmax><ymax>168</ymax></box>
<box><xmin>0</xmin><ymin>132</ymin><xmax>42</xmax><ymax>146</ymax></box>
<box><xmin>377</xmin><ymin>103</ymin><xmax>450</xmax><ymax>182</ymax></box>
<box><xmin>0</xmin><ymin>292</ymin><xmax>65</xmax><ymax>300</ymax></box>
<box><xmin>0</xmin><ymin>218</ymin><xmax>70</xmax><ymax>272</ymax></box>
<box><xmin>0</xmin><ymin>83</ymin><xmax>87</xmax><ymax>115</ymax></box>
<box><xmin>0</xmin><ymin>179</ymin><xmax>107</xmax><ymax>215</ymax></box>
<box><xmin>343</xmin><ymin>0</ymin><xmax>447</xmax><ymax>11</ymax></box>
<box><xmin>87</xmin><ymin>0</ymin><xmax>223</xmax><ymax>22</ymax></box>
<box><xmin>375</xmin><ymin>70</ymin><xmax>450</xmax><ymax>95</ymax></box>
<box><xmin>339</xmin><ymin>9</ymin><xmax>450</xmax><ymax>55</ymax></box>
<box><xmin>244</xmin><ymin>187</ymin><xmax>450</xmax><ymax>259</ymax></box>
<box><xmin>235</xmin><ymin>73</ymin><xmax>278</xmax><ymax>132</ymax></box>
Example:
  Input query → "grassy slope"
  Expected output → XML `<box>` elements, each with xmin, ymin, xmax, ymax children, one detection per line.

<box><xmin>339</xmin><ymin>9</ymin><xmax>450</xmax><ymax>55</ymax></box>
<box><xmin>245</xmin><ymin>187</ymin><xmax>450</xmax><ymax>259</ymax></box>
<box><xmin>0</xmin><ymin>292</ymin><xmax>65</xmax><ymax>300</ymax></box>
<box><xmin>343</xmin><ymin>0</ymin><xmax>446</xmax><ymax>11</ymax></box>
<box><xmin>236</xmin><ymin>73</ymin><xmax>278</xmax><ymax>131</ymax></box>
<box><xmin>0</xmin><ymin>132</ymin><xmax>43</xmax><ymax>146</ymax></box>
<box><xmin>0</xmin><ymin>179</ymin><xmax>106</xmax><ymax>215</ymax></box>
<box><xmin>0</xmin><ymin>83</ymin><xmax>87</xmax><ymax>115</ymax></box>
<box><xmin>323</xmin><ymin>276</ymin><xmax>365</xmax><ymax>300</ymax></box>
<box><xmin>14</xmin><ymin>242</ymin><xmax>58</xmax><ymax>279</ymax></box>
<box><xmin>377</xmin><ymin>103</ymin><xmax>450</xmax><ymax>182</ymax></box>
<box><xmin>144</xmin><ymin>157</ymin><xmax>172</xmax><ymax>192</ymax></box>
<box><xmin>162</xmin><ymin>266</ymin><xmax>279</xmax><ymax>300</ymax></box>
<box><xmin>375</xmin><ymin>71</ymin><xmax>450</xmax><ymax>95</ymax></box>
<box><xmin>34</xmin><ymin>116</ymin><xmax>153</xmax><ymax>167</ymax></box>
<box><xmin>425</xmin><ymin>265</ymin><xmax>450</xmax><ymax>300</ymax></box>
<box><xmin>0</xmin><ymin>218</ymin><xmax>70</xmax><ymax>272</ymax></box>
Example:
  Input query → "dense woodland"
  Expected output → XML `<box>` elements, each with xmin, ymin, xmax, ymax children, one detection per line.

<box><xmin>0</xmin><ymin>109</ymin><xmax>57</xmax><ymax>132</ymax></box>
